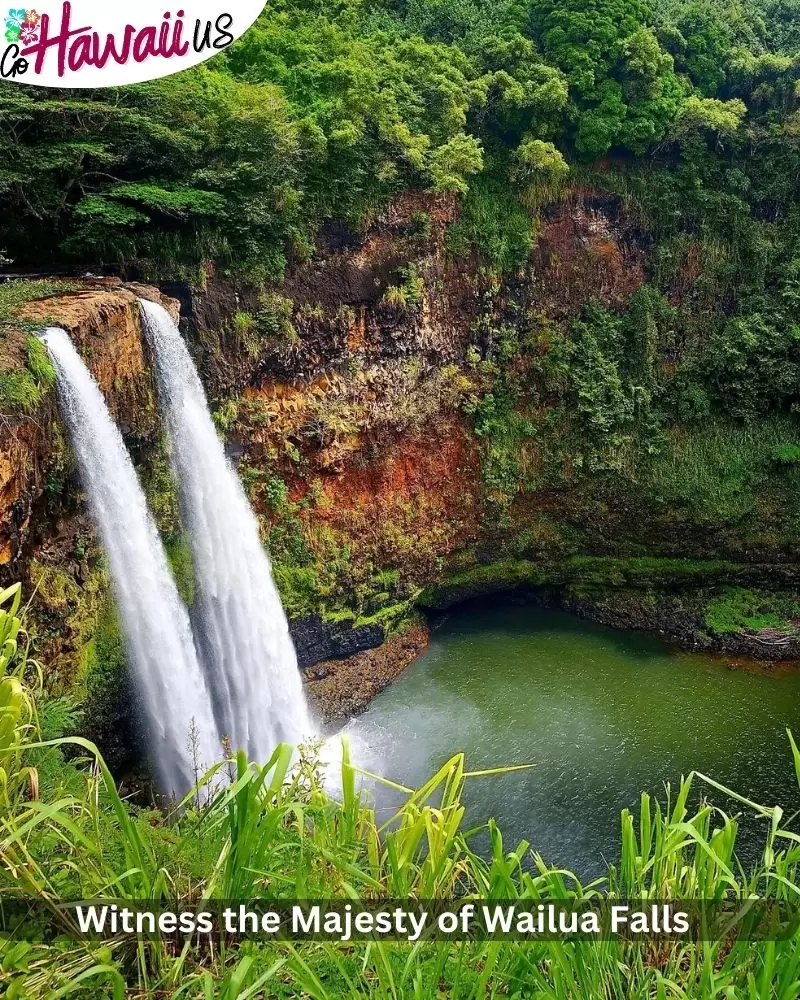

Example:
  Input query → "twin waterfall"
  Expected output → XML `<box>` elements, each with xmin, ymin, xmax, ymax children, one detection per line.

<box><xmin>43</xmin><ymin>303</ymin><xmax>313</xmax><ymax>795</ymax></box>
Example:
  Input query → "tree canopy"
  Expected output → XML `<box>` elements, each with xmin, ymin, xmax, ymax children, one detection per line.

<box><xmin>0</xmin><ymin>0</ymin><xmax>798</xmax><ymax>283</ymax></box>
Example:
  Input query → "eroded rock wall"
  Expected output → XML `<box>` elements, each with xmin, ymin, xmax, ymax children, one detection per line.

<box><xmin>3</xmin><ymin>185</ymin><xmax>798</xmax><ymax>738</ymax></box>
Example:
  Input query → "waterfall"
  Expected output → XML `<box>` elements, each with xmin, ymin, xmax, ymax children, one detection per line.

<box><xmin>42</xmin><ymin>327</ymin><xmax>220</xmax><ymax>796</ymax></box>
<box><xmin>139</xmin><ymin>300</ymin><xmax>314</xmax><ymax>760</ymax></box>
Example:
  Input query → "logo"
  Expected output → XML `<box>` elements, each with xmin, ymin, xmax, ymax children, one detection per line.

<box><xmin>1</xmin><ymin>1</ymin><xmax>267</xmax><ymax>86</ymax></box>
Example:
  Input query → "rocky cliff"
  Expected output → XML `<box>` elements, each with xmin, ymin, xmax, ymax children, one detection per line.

<box><xmin>3</xmin><ymin>187</ymin><xmax>800</xmax><ymax>758</ymax></box>
<box><xmin>1</xmin><ymin>285</ymin><xmax>166</xmax><ymax>567</ymax></box>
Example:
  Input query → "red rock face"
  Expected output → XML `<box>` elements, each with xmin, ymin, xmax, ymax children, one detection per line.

<box><xmin>213</xmin><ymin>186</ymin><xmax>655</xmax><ymax>603</ymax></box>
<box><xmin>529</xmin><ymin>192</ymin><xmax>648</xmax><ymax>318</ymax></box>
<box><xmin>299</xmin><ymin>417</ymin><xmax>482</xmax><ymax>585</ymax></box>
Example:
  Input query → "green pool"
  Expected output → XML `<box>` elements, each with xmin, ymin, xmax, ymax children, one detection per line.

<box><xmin>348</xmin><ymin>603</ymin><xmax>800</xmax><ymax>876</ymax></box>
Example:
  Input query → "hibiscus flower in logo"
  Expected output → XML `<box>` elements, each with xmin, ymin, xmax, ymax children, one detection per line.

<box><xmin>4</xmin><ymin>8</ymin><xmax>26</xmax><ymax>43</ymax></box>
<box><xmin>5</xmin><ymin>8</ymin><xmax>38</xmax><ymax>44</ymax></box>
<box><xmin>19</xmin><ymin>20</ymin><xmax>37</xmax><ymax>44</ymax></box>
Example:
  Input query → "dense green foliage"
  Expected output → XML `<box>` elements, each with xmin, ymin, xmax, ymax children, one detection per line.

<box><xmin>0</xmin><ymin>0</ymin><xmax>797</xmax><ymax>279</ymax></box>
<box><xmin>704</xmin><ymin>585</ymin><xmax>800</xmax><ymax>634</ymax></box>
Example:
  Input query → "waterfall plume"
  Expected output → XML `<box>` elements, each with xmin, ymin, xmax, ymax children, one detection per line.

<box><xmin>42</xmin><ymin>326</ymin><xmax>220</xmax><ymax>796</ymax></box>
<box><xmin>139</xmin><ymin>300</ymin><xmax>314</xmax><ymax>760</ymax></box>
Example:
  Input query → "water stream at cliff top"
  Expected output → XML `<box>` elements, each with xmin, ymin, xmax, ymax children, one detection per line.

<box><xmin>42</xmin><ymin>327</ymin><xmax>220</xmax><ymax>795</ymax></box>
<box><xmin>139</xmin><ymin>300</ymin><xmax>314</xmax><ymax>760</ymax></box>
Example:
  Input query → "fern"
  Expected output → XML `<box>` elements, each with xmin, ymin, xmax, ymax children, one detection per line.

<box><xmin>39</xmin><ymin>696</ymin><xmax>83</xmax><ymax>741</ymax></box>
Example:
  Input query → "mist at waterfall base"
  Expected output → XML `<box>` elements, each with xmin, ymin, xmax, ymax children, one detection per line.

<box><xmin>41</xmin><ymin>327</ymin><xmax>220</xmax><ymax>796</ymax></box>
<box><xmin>139</xmin><ymin>300</ymin><xmax>314</xmax><ymax>762</ymax></box>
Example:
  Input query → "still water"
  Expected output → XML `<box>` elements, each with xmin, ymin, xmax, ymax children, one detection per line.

<box><xmin>348</xmin><ymin>604</ymin><xmax>800</xmax><ymax>877</ymax></box>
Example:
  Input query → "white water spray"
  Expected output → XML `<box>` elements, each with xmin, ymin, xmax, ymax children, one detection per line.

<box><xmin>42</xmin><ymin>327</ymin><xmax>221</xmax><ymax>795</ymax></box>
<box><xmin>139</xmin><ymin>300</ymin><xmax>314</xmax><ymax>760</ymax></box>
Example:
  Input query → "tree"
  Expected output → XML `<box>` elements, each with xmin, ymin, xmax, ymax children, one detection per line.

<box><xmin>670</xmin><ymin>95</ymin><xmax>747</xmax><ymax>145</ymax></box>
<box><xmin>470</xmin><ymin>32</ymin><xmax>569</xmax><ymax>141</ymax></box>
<box><xmin>511</xmin><ymin>137</ymin><xmax>568</xmax><ymax>205</ymax></box>
<box><xmin>671</xmin><ymin>4</ymin><xmax>731</xmax><ymax>95</ymax></box>
<box><xmin>428</xmin><ymin>134</ymin><xmax>484</xmax><ymax>192</ymax></box>
<box><xmin>529</xmin><ymin>0</ymin><xmax>682</xmax><ymax>155</ymax></box>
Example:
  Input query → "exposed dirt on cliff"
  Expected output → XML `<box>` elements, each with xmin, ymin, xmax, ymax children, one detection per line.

<box><xmin>0</xmin><ymin>421</ymin><xmax>44</xmax><ymax>566</ymax></box>
<box><xmin>300</xmin><ymin>418</ymin><xmax>481</xmax><ymax>583</ymax></box>
<box><xmin>283</xmin><ymin>190</ymin><xmax>459</xmax><ymax>315</ymax></box>
<box><xmin>529</xmin><ymin>192</ymin><xmax>648</xmax><ymax>318</ymax></box>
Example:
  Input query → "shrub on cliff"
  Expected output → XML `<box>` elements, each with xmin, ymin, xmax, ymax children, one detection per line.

<box><xmin>0</xmin><ymin>341</ymin><xmax>54</xmax><ymax>415</ymax></box>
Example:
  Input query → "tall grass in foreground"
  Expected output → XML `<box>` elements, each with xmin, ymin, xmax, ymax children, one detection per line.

<box><xmin>2</xmin><ymin>587</ymin><xmax>800</xmax><ymax>997</ymax></box>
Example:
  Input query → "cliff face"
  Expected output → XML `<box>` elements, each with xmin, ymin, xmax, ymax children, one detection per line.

<box><xmin>180</xmin><ymin>189</ymin><xmax>658</xmax><ymax>609</ymax></box>
<box><xmin>188</xmin><ymin>188</ymin><xmax>799</xmax><ymax>669</ymax></box>
<box><xmin>3</xmin><ymin>187</ymin><xmax>799</xmax><ymax>738</ymax></box>
<box><xmin>0</xmin><ymin>283</ymin><xmax>179</xmax><ymax>571</ymax></box>
<box><xmin>0</xmin><ymin>283</ymin><xmax>180</xmax><ymax>699</ymax></box>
